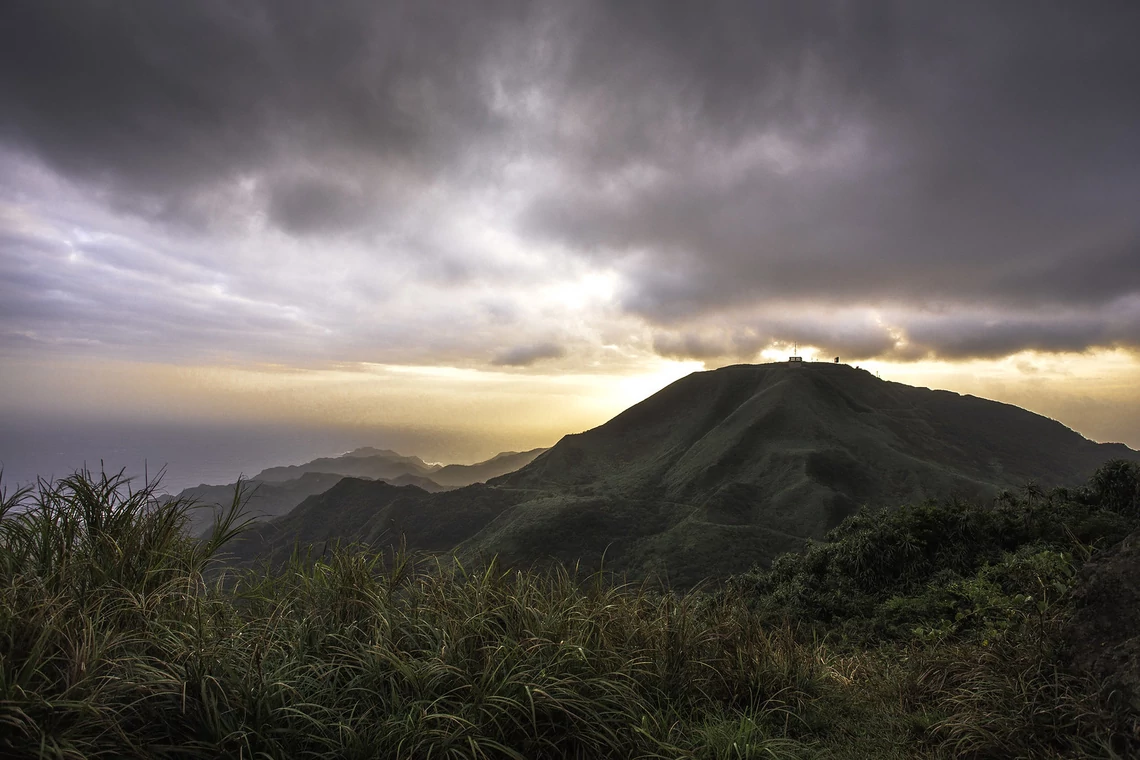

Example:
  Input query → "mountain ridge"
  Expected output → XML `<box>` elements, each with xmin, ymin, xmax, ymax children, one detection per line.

<box><xmin>251</xmin><ymin>447</ymin><xmax>548</xmax><ymax>485</ymax></box>
<box><xmin>230</xmin><ymin>363</ymin><xmax>1138</xmax><ymax>585</ymax></box>
<box><xmin>430</xmin><ymin>448</ymin><xmax>549</xmax><ymax>487</ymax></box>
<box><xmin>179</xmin><ymin>448</ymin><xmax>547</xmax><ymax>535</ymax></box>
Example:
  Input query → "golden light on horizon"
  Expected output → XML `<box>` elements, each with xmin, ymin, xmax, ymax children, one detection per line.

<box><xmin>3</xmin><ymin>349</ymin><xmax>1139</xmax><ymax>462</ymax></box>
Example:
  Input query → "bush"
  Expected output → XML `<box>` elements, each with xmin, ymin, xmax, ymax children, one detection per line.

<box><xmin>1087</xmin><ymin>459</ymin><xmax>1140</xmax><ymax>517</ymax></box>
<box><xmin>731</xmin><ymin>464</ymin><xmax>1140</xmax><ymax>644</ymax></box>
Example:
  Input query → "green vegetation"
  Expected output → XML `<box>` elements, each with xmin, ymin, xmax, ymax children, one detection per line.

<box><xmin>241</xmin><ymin>363</ymin><xmax>1139</xmax><ymax>588</ymax></box>
<box><xmin>2</xmin><ymin>464</ymin><xmax>1138</xmax><ymax>758</ymax></box>
<box><xmin>731</xmin><ymin>478</ymin><xmax>1136</xmax><ymax>643</ymax></box>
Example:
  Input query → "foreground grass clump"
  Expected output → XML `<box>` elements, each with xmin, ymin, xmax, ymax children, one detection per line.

<box><xmin>2</xmin><ymin>464</ymin><xmax>1138</xmax><ymax>758</ymax></box>
<box><xmin>0</xmin><ymin>470</ymin><xmax>825</xmax><ymax>759</ymax></box>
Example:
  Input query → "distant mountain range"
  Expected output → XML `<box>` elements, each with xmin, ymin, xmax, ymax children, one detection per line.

<box><xmin>253</xmin><ymin>449</ymin><xmax>440</xmax><ymax>482</ymax></box>
<box><xmin>176</xmin><ymin>447</ymin><xmax>548</xmax><ymax>535</ymax></box>
<box><xmin>178</xmin><ymin>472</ymin><xmax>345</xmax><ymax>536</ymax></box>
<box><xmin>429</xmin><ymin>449</ymin><xmax>551</xmax><ymax>488</ymax></box>
<box><xmin>225</xmin><ymin>363</ymin><xmax>1139</xmax><ymax>586</ymax></box>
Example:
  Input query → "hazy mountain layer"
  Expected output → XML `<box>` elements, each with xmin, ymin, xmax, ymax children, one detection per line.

<box><xmin>187</xmin><ymin>448</ymin><xmax>546</xmax><ymax>537</ymax></box>
<box><xmin>178</xmin><ymin>472</ymin><xmax>447</xmax><ymax>537</ymax></box>
<box><xmin>253</xmin><ymin>450</ymin><xmax>439</xmax><ymax>482</ymax></box>
<box><xmin>178</xmin><ymin>472</ymin><xmax>344</xmax><ymax>536</ymax></box>
<box><xmin>231</xmin><ymin>363</ymin><xmax>1138</xmax><ymax>585</ymax></box>
<box><xmin>250</xmin><ymin>447</ymin><xmax>547</xmax><ymax>487</ymax></box>
<box><xmin>428</xmin><ymin>448</ymin><xmax>549</xmax><ymax>487</ymax></box>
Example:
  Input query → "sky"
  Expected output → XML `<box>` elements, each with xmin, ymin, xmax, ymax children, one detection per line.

<box><xmin>1</xmin><ymin>1</ymin><xmax>1139</xmax><ymax>481</ymax></box>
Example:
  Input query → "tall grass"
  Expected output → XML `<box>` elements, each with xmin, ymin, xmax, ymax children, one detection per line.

<box><xmin>0</xmin><ymin>470</ymin><xmax>826</xmax><ymax>759</ymax></box>
<box><xmin>1</xmin><ymin>468</ymin><xmax>1134</xmax><ymax>758</ymax></box>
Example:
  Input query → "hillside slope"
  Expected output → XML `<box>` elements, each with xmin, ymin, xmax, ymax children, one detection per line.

<box><xmin>177</xmin><ymin>472</ymin><xmax>447</xmax><ymax>536</ymax></box>
<box><xmin>234</xmin><ymin>363</ymin><xmax>1138</xmax><ymax>584</ymax></box>
<box><xmin>228</xmin><ymin>479</ymin><xmax>529</xmax><ymax>564</ymax></box>
<box><xmin>177</xmin><ymin>472</ymin><xmax>344</xmax><ymax>536</ymax></box>
<box><xmin>496</xmin><ymin>362</ymin><xmax>1130</xmax><ymax>534</ymax></box>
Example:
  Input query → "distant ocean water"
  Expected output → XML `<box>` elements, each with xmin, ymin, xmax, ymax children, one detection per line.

<box><xmin>0</xmin><ymin>419</ymin><xmax>383</xmax><ymax>494</ymax></box>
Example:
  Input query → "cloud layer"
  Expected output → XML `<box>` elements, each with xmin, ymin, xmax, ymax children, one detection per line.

<box><xmin>1</xmin><ymin>1</ymin><xmax>1138</xmax><ymax>366</ymax></box>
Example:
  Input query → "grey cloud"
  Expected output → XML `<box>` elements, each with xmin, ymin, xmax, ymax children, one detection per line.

<box><xmin>652</xmin><ymin>311</ymin><xmax>903</xmax><ymax>365</ymax></box>
<box><xmin>651</xmin><ymin>302</ymin><xmax>1140</xmax><ymax>366</ymax></box>
<box><xmin>491</xmin><ymin>342</ymin><xmax>566</xmax><ymax>367</ymax></box>
<box><xmin>0</xmin><ymin>0</ymin><xmax>528</xmax><ymax>233</ymax></box>
<box><xmin>990</xmin><ymin>242</ymin><xmax>1140</xmax><ymax>306</ymax></box>
<box><xmin>0</xmin><ymin>188</ymin><xmax>580</xmax><ymax>368</ymax></box>
<box><xmin>2</xmin><ymin>1</ymin><xmax>1139</xmax><ymax>365</ymax></box>
<box><xmin>267</xmin><ymin>176</ymin><xmax>372</xmax><ymax>236</ymax></box>
<box><xmin>899</xmin><ymin>307</ymin><xmax>1140</xmax><ymax>360</ymax></box>
<box><xmin>0</xmin><ymin>218</ymin><xmax>321</xmax><ymax>362</ymax></box>
<box><xmin>652</xmin><ymin>332</ymin><xmax>741</xmax><ymax>362</ymax></box>
<box><xmin>521</xmin><ymin>1</ymin><xmax>1140</xmax><ymax>355</ymax></box>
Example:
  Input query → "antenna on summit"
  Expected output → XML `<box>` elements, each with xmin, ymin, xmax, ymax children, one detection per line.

<box><xmin>788</xmin><ymin>342</ymin><xmax>803</xmax><ymax>363</ymax></box>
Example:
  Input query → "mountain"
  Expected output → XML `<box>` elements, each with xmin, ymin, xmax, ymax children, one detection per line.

<box><xmin>252</xmin><ymin>450</ymin><xmax>439</xmax><ymax>482</ymax></box>
<box><xmin>229</xmin><ymin>362</ymin><xmax>1139</xmax><ymax>585</ymax></box>
<box><xmin>380</xmin><ymin>473</ymin><xmax>448</xmax><ymax>492</ymax></box>
<box><xmin>178</xmin><ymin>472</ymin><xmax>344</xmax><ymax>536</ymax></box>
<box><xmin>495</xmin><ymin>361</ymin><xmax>1134</xmax><ymax>527</ymax></box>
<box><xmin>248</xmin><ymin>447</ymin><xmax>542</xmax><ymax>487</ymax></box>
<box><xmin>428</xmin><ymin>448</ymin><xmax>549</xmax><ymax>487</ymax></box>
<box><xmin>181</xmin><ymin>445</ymin><xmax>543</xmax><ymax>538</ymax></box>
<box><xmin>339</xmin><ymin>447</ymin><xmax>417</xmax><ymax>460</ymax></box>
<box><xmin>177</xmin><ymin>471</ymin><xmax>447</xmax><ymax>536</ymax></box>
<box><xmin>228</xmin><ymin>480</ymin><xmax>533</xmax><ymax>563</ymax></box>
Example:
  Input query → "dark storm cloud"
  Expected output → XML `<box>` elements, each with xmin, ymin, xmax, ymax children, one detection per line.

<box><xmin>0</xmin><ymin>0</ymin><xmax>527</xmax><ymax>230</ymax></box>
<box><xmin>1</xmin><ymin>1</ymin><xmax>1139</xmax><ymax>364</ymax></box>
<box><xmin>900</xmin><ymin>307</ymin><xmax>1140</xmax><ymax>360</ymax></box>
<box><xmin>653</xmin><ymin>299</ymin><xmax>1140</xmax><ymax>365</ymax></box>
<box><xmin>491</xmin><ymin>342</ymin><xmax>566</xmax><ymax>367</ymax></box>
<box><xmin>520</xmin><ymin>1</ymin><xmax>1140</xmax><ymax>356</ymax></box>
<box><xmin>266</xmin><ymin>175</ymin><xmax>372</xmax><ymax>236</ymax></box>
<box><xmin>651</xmin><ymin>311</ymin><xmax>904</xmax><ymax>364</ymax></box>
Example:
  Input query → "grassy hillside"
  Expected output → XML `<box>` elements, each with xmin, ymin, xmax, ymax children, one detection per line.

<box><xmin>497</xmin><ymin>362</ymin><xmax>1129</xmax><ymax>511</ymax></box>
<box><xmin>228</xmin><ymin>363</ymin><xmax>1139</xmax><ymax>586</ymax></box>
<box><xmin>466</xmin><ymin>362</ymin><xmax>1138</xmax><ymax>583</ymax></box>
<box><xmin>228</xmin><ymin>479</ymin><xmax>532</xmax><ymax>566</ymax></box>
<box><xmin>2</xmin><ymin>465</ymin><xmax>1137</xmax><ymax>758</ymax></box>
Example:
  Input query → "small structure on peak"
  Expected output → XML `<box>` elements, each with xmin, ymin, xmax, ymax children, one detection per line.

<box><xmin>788</xmin><ymin>343</ymin><xmax>803</xmax><ymax>363</ymax></box>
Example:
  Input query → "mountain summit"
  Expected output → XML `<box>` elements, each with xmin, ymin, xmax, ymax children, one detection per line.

<box><xmin>496</xmin><ymin>361</ymin><xmax>1130</xmax><ymax>536</ymax></box>
<box><xmin>234</xmin><ymin>363</ymin><xmax>1137</xmax><ymax>584</ymax></box>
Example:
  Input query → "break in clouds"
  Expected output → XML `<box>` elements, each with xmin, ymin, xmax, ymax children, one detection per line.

<box><xmin>1</xmin><ymin>0</ymin><xmax>1139</xmax><ymax>368</ymax></box>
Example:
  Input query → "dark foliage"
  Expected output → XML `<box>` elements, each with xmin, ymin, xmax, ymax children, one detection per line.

<box><xmin>731</xmin><ymin>460</ymin><xmax>1140</xmax><ymax>645</ymax></box>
